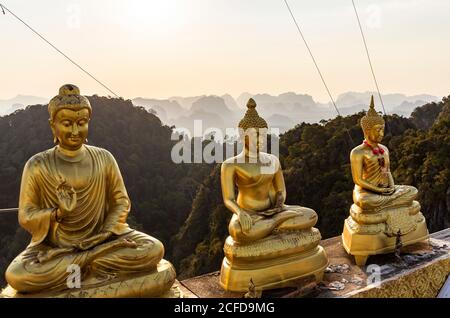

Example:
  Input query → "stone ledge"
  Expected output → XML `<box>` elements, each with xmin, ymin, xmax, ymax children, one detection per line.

<box><xmin>179</xmin><ymin>228</ymin><xmax>450</xmax><ymax>298</ymax></box>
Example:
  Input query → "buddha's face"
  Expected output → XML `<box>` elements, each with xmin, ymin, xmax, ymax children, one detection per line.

<box><xmin>51</xmin><ymin>108</ymin><xmax>90</xmax><ymax>150</ymax></box>
<box><xmin>366</xmin><ymin>124</ymin><xmax>385</xmax><ymax>143</ymax></box>
<box><xmin>243</xmin><ymin>128</ymin><xmax>267</xmax><ymax>153</ymax></box>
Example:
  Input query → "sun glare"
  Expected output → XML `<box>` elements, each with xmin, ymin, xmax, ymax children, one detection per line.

<box><xmin>120</xmin><ymin>0</ymin><xmax>183</xmax><ymax>29</ymax></box>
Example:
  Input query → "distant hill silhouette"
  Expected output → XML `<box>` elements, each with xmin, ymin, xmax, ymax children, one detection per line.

<box><xmin>131</xmin><ymin>91</ymin><xmax>439</xmax><ymax>135</ymax></box>
<box><xmin>132</xmin><ymin>97</ymin><xmax>184</xmax><ymax>124</ymax></box>
<box><xmin>0</xmin><ymin>95</ymin><xmax>48</xmax><ymax>116</ymax></box>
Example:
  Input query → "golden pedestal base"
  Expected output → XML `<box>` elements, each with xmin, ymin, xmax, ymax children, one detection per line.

<box><xmin>220</xmin><ymin>245</ymin><xmax>328</xmax><ymax>292</ymax></box>
<box><xmin>342</xmin><ymin>216</ymin><xmax>429</xmax><ymax>266</ymax></box>
<box><xmin>1</xmin><ymin>259</ymin><xmax>177</xmax><ymax>298</ymax></box>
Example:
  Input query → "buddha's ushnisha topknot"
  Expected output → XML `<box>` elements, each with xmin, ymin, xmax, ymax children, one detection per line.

<box><xmin>360</xmin><ymin>95</ymin><xmax>385</xmax><ymax>134</ymax></box>
<box><xmin>238</xmin><ymin>98</ymin><xmax>268</xmax><ymax>130</ymax></box>
<box><xmin>48</xmin><ymin>84</ymin><xmax>92</xmax><ymax>121</ymax></box>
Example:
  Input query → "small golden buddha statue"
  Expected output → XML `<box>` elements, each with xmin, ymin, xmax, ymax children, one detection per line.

<box><xmin>219</xmin><ymin>98</ymin><xmax>328</xmax><ymax>292</ymax></box>
<box><xmin>342</xmin><ymin>96</ymin><xmax>429</xmax><ymax>266</ymax></box>
<box><xmin>3</xmin><ymin>84</ymin><xmax>176</xmax><ymax>297</ymax></box>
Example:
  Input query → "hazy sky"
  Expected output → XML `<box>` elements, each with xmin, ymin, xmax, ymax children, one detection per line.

<box><xmin>1</xmin><ymin>0</ymin><xmax>449</xmax><ymax>103</ymax></box>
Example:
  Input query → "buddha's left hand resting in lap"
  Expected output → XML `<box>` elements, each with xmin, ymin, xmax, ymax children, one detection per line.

<box><xmin>5</xmin><ymin>85</ymin><xmax>175</xmax><ymax>296</ymax></box>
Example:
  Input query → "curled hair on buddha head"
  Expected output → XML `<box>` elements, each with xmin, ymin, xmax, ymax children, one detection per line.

<box><xmin>48</xmin><ymin>84</ymin><xmax>92</xmax><ymax>122</ymax></box>
<box><xmin>360</xmin><ymin>95</ymin><xmax>385</xmax><ymax>135</ymax></box>
<box><xmin>238</xmin><ymin>98</ymin><xmax>268</xmax><ymax>133</ymax></box>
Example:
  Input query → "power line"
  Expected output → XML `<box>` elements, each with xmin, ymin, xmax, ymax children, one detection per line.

<box><xmin>283</xmin><ymin>0</ymin><xmax>354</xmax><ymax>146</ymax></box>
<box><xmin>351</xmin><ymin>0</ymin><xmax>387</xmax><ymax>117</ymax></box>
<box><xmin>283</xmin><ymin>0</ymin><xmax>340</xmax><ymax>117</ymax></box>
<box><xmin>0</xmin><ymin>3</ymin><xmax>120</xmax><ymax>98</ymax></box>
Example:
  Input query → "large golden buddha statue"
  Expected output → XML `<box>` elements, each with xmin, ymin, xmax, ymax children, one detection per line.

<box><xmin>3</xmin><ymin>84</ymin><xmax>176</xmax><ymax>297</ymax></box>
<box><xmin>342</xmin><ymin>96</ymin><xmax>429</xmax><ymax>266</ymax></box>
<box><xmin>219</xmin><ymin>98</ymin><xmax>328</xmax><ymax>292</ymax></box>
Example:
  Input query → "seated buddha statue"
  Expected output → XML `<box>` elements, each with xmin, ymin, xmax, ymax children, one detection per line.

<box><xmin>342</xmin><ymin>96</ymin><xmax>429</xmax><ymax>266</ymax></box>
<box><xmin>219</xmin><ymin>98</ymin><xmax>328</xmax><ymax>292</ymax></box>
<box><xmin>2</xmin><ymin>84</ymin><xmax>176</xmax><ymax>297</ymax></box>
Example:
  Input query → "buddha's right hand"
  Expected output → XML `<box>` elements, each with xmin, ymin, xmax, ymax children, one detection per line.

<box><xmin>76</xmin><ymin>232</ymin><xmax>112</xmax><ymax>251</ymax></box>
<box><xmin>113</xmin><ymin>238</ymin><xmax>138</xmax><ymax>249</ymax></box>
<box><xmin>238</xmin><ymin>210</ymin><xmax>253</xmax><ymax>233</ymax></box>
<box><xmin>93</xmin><ymin>238</ymin><xmax>138</xmax><ymax>255</ymax></box>
<box><xmin>381</xmin><ymin>186</ymin><xmax>395</xmax><ymax>195</ymax></box>
<box><xmin>56</xmin><ymin>179</ymin><xmax>77</xmax><ymax>218</ymax></box>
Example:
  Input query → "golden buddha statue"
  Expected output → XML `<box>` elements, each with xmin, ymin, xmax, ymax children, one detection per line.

<box><xmin>342</xmin><ymin>96</ymin><xmax>429</xmax><ymax>266</ymax></box>
<box><xmin>219</xmin><ymin>98</ymin><xmax>328</xmax><ymax>292</ymax></box>
<box><xmin>3</xmin><ymin>84</ymin><xmax>176</xmax><ymax>297</ymax></box>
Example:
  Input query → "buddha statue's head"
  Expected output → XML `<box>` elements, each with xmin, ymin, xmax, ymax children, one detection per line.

<box><xmin>238</xmin><ymin>98</ymin><xmax>268</xmax><ymax>154</ymax></box>
<box><xmin>48</xmin><ymin>84</ymin><xmax>92</xmax><ymax>150</ymax></box>
<box><xmin>360</xmin><ymin>95</ymin><xmax>385</xmax><ymax>143</ymax></box>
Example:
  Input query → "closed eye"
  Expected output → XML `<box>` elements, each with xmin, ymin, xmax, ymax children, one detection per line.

<box><xmin>62</xmin><ymin>121</ymin><xmax>71</xmax><ymax>127</ymax></box>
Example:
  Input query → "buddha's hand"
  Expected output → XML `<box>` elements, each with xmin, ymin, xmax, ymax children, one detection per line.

<box><xmin>75</xmin><ymin>232</ymin><xmax>113</xmax><ymax>251</ymax></box>
<box><xmin>56</xmin><ymin>179</ymin><xmax>77</xmax><ymax>218</ymax></box>
<box><xmin>238</xmin><ymin>210</ymin><xmax>253</xmax><ymax>233</ymax></box>
<box><xmin>36</xmin><ymin>247</ymin><xmax>75</xmax><ymax>263</ymax></box>
<box><xmin>381</xmin><ymin>186</ymin><xmax>395</xmax><ymax>196</ymax></box>
<box><xmin>112</xmin><ymin>238</ymin><xmax>138</xmax><ymax>249</ymax></box>
<box><xmin>96</xmin><ymin>238</ymin><xmax>138</xmax><ymax>253</ymax></box>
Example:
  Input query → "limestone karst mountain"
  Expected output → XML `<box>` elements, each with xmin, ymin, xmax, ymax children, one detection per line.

<box><xmin>221</xmin><ymin>93</ymin><xmax>242</xmax><ymax>111</ymax></box>
<box><xmin>335</xmin><ymin>92</ymin><xmax>438</xmax><ymax>115</ymax></box>
<box><xmin>131</xmin><ymin>92</ymin><xmax>439</xmax><ymax>136</ymax></box>
<box><xmin>132</xmin><ymin>97</ymin><xmax>185</xmax><ymax>124</ymax></box>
